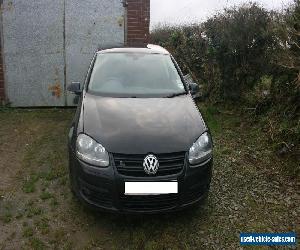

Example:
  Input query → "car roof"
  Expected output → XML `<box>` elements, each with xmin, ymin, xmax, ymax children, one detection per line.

<box><xmin>97</xmin><ymin>44</ymin><xmax>170</xmax><ymax>55</ymax></box>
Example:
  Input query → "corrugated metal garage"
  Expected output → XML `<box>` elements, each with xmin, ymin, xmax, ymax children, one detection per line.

<box><xmin>0</xmin><ymin>0</ymin><xmax>150</xmax><ymax>107</ymax></box>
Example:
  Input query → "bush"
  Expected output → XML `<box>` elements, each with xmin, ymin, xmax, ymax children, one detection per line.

<box><xmin>150</xmin><ymin>1</ymin><xmax>300</xmax><ymax>162</ymax></box>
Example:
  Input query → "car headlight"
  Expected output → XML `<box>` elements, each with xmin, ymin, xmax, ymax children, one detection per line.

<box><xmin>189</xmin><ymin>132</ymin><xmax>213</xmax><ymax>165</ymax></box>
<box><xmin>76</xmin><ymin>134</ymin><xmax>109</xmax><ymax>167</ymax></box>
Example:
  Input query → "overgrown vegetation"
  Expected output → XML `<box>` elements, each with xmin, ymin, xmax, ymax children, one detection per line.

<box><xmin>151</xmin><ymin>1</ymin><xmax>300</xmax><ymax>173</ymax></box>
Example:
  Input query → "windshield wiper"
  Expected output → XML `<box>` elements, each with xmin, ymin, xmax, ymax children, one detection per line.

<box><xmin>117</xmin><ymin>96</ymin><xmax>137</xmax><ymax>98</ymax></box>
<box><xmin>165</xmin><ymin>92</ymin><xmax>187</xmax><ymax>98</ymax></box>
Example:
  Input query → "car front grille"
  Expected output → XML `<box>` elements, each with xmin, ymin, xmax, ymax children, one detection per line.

<box><xmin>113</xmin><ymin>152</ymin><xmax>186</xmax><ymax>177</ymax></box>
<box><xmin>120</xmin><ymin>194</ymin><xmax>179</xmax><ymax>211</ymax></box>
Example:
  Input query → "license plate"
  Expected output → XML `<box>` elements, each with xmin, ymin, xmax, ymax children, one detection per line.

<box><xmin>125</xmin><ymin>181</ymin><xmax>178</xmax><ymax>195</ymax></box>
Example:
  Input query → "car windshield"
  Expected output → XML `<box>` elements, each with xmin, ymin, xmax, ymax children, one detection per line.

<box><xmin>88</xmin><ymin>52</ymin><xmax>186</xmax><ymax>97</ymax></box>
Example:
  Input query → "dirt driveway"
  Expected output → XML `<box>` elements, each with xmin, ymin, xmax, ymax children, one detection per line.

<box><xmin>0</xmin><ymin>107</ymin><xmax>299</xmax><ymax>249</ymax></box>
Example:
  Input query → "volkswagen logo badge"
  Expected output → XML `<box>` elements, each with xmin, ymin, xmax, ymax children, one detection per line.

<box><xmin>143</xmin><ymin>154</ymin><xmax>159</xmax><ymax>175</ymax></box>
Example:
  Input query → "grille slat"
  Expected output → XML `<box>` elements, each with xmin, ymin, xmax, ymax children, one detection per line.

<box><xmin>159</xmin><ymin>157</ymin><xmax>185</xmax><ymax>162</ymax></box>
<box><xmin>120</xmin><ymin>194</ymin><xmax>178</xmax><ymax>211</ymax></box>
<box><xmin>158</xmin><ymin>163</ymin><xmax>183</xmax><ymax>168</ymax></box>
<box><xmin>114</xmin><ymin>152</ymin><xmax>185</xmax><ymax>177</ymax></box>
<box><xmin>158</xmin><ymin>167</ymin><xmax>182</xmax><ymax>172</ymax></box>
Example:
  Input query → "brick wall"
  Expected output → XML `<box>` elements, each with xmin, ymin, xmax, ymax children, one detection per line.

<box><xmin>126</xmin><ymin>0</ymin><xmax>150</xmax><ymax>46</ymax></box>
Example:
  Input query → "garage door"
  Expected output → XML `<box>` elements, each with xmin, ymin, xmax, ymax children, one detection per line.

<box><xmin>65</xmin><ymin>0</ymin><xmax>125</xmax><ymax>106</ymax></box>
<box><xmin>2</xmin><ymin>0</ymin><xmax>124</xmax><ymax>106</ymax></box>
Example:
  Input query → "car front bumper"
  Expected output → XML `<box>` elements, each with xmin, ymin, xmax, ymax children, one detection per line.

<box><xmin>69</xmin><ymin>150</ymin><xmax>213</xmax><ymax>214</ymax></box>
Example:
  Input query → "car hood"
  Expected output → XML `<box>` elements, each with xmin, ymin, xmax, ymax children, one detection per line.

<box><xmin>82</xmin><ymin>93</ymin><xmax>207</xmax><ymax>154</ymax></box>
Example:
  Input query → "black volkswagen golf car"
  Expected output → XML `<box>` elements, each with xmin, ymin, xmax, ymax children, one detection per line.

<box><xmin>68</xmin><ymin>44</ymin><xmax>213</xmax><ymax>213</ymax></box>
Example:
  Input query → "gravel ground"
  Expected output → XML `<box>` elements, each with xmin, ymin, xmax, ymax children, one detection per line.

<box><xmin>0</xmin><ymin>106</ymin><xmax>299</xmax><ymax>249</ymax></box>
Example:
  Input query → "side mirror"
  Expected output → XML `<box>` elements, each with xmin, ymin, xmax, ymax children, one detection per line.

<box><xmin>67</xmin><ymin>82</ymin><xmax>82</xmax><ymax>95</ymax></box>
<box><xmin>189</xmin><ymin>82</ymin><xmax>200</xmax><ymax>98</ymax></box>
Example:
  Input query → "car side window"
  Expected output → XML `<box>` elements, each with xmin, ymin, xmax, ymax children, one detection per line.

<box><xmin>84</xmin><ymin>53</ymin><xmax>97</xmax><ymax>91</ymax></box>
